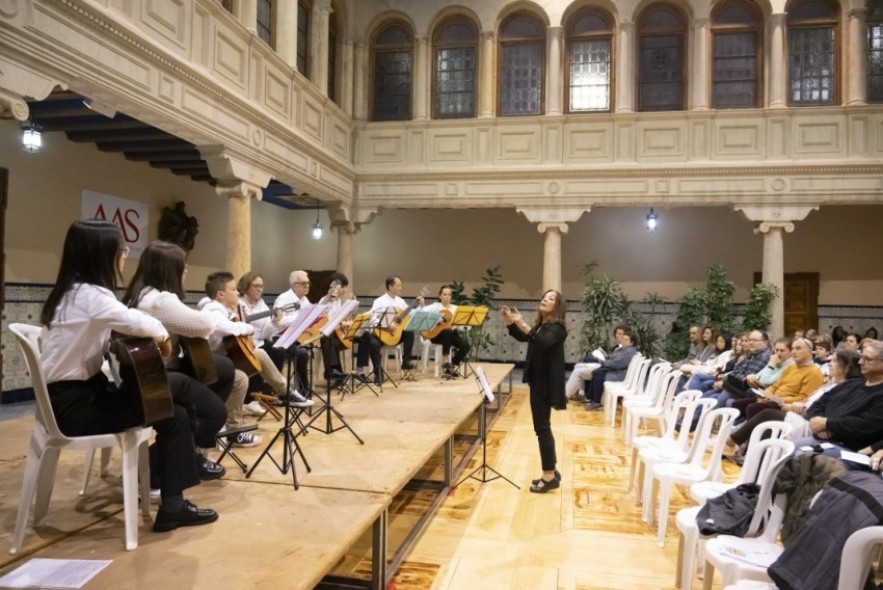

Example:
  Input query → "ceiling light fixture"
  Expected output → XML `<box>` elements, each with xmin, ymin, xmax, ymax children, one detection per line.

<box><xmin>21</xmin><ymin>121</ymin><xmax>43</xmax><ymax>154</ymax></box>
<box><xmin>311</xmin><ymin>205</ymin><xmax>323</xmax><ymax>240</ymax></box>
<box><xmin>645</xmin><ymin>208</ymin><xmax>658</xmax><ymax>233</ymax></box>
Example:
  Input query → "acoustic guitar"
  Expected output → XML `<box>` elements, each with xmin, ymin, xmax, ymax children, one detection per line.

<box><xmin>107</xmin><ymin>335</ymin><xmax>174</xmax><ymax>426</ymax></box>
<box><xmin>179</xmin><ymin>336</ymin><xmax>219</xmax><ymax>386</ymax></box>
<box><xmin>241</xmin><ymin>301</ymin><xmax>300</xmax><ymax>323</ymax></box>
<box><xmin>224</xmin><ymin>333</ymin><xmax>262</xmax><ymax>377</ymax></box>
<box><xmin>295</xmin><ymin>280</ymin><xmax>342</xmax><ymax>345</ymax></box>
<box><xmin>376</xmin><ymin>286</ymin><xmax>430</xmax><ymax>347</ymax></box>
<box><xmin>420</xmin><ymin>308</ymin><xmax>454</xmax><ymax>340</ymax></box>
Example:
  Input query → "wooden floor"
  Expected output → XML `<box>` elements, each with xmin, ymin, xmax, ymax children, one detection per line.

<box><xmin>0</xmin><ymin>370</ymin><xmax>740</xmax><ymax>590</ymax></box>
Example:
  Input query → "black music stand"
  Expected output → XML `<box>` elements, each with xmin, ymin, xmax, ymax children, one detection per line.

<box><xmin>450</xmin><ymin>306</ymin><xmax>490</xmax><ymax>379</ymax></box>
<box><xmin>339</xmin><ymin>311</ymin><xmax>379</xmax><ymax>397</ymax></box>
<box><xmin>245</xmin><ymin>303</ymin><xmax>326</xmax><ymax>490</ymax></box>
<box><xmin>402</xmin><ymin>311</ymin><xmax>443</xmax><ymax>381</ymax></box>
<box><xmin>372</xmin><ymin>307</ymin><xmax>401</xmax><ymax>388</ymax></box>
<box><xmin>301</xmin><ymin>300</ymin><xmax>364</xmax><ymax>443</ymax></box>
<box><xmin>455</xmin><ymin>366</ymin><xmax>519</xmax><ymax>490</ymax></box>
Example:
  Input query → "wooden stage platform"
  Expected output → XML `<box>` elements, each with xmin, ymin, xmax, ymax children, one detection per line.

<box><xmin>0</xmin><ymin>363</ymin><xmax>514</xmax><ymax>590</ymax></box>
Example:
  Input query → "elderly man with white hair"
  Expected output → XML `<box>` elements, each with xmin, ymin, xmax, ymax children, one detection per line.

<box><xmin>271</xmin><ymin>269</ymin><xmax>313</xmax><ymax>399</ymax></box>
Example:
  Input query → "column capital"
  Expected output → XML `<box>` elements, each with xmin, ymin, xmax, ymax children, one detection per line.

<box><xmin>755</xmin><ymin>221</ymin><xmax>795</xmax><ymax>235</ymax></box>
<box><xmin>0</xmin><ymin>89</ymin><xmax>30</xmax><ymax>121</ymax></box>
<box><xmin>480</xmin><ymin>30</ymin><xmax>495</xmax><ymax>42</ymax></box>
<box><xmin>327</xmin><ymin>204</ymin><xmax>378</xmax><ymax>232</ymax></box>
<box><xmin>693</xmin><ymin>18</ymin><xmax>709</xmax><ymax>29</ymax></box>
<box><xmin>517</xmin><ymin>207</ymin><xmax>590</xmax><ymax>225</ymax></box>
<box><xmin>547</xmin><ymin>25</ymin><xmax>563</xmax><ymax>34</ymax></box>
<box><xmin>848</xmin><ymin>7</ymin><xmax>867</xmax><ymax>20</ymax></box>
<box><xmin>537</xmin><ymin>222</ymin><xmax>569</xmax><ymax>235</ymax></box>
<box><xmin>734</xmin><ymin>204</ymin><xmax>819</xmax><ymax>224</ymax></box>
<box><xmin>215</xmin><ymin>181</ymin><xmax>263</xmax><ymax>201</ymax></box>
<box><xmin>770</xmin><ymin>12</ymin><xmax>787</xmax><ymax>24</ymax></box>
<box><xmin>199</xmin><ymin>146</ymin><xmax>273</xmax><ymax>191</ymax></box>
<box><xmin>619</xmin><ymin>21</ymin><xmax>635</xmax><ymax>32</ymax></box>
<box><xmin>0</xmin><ymin>56</ymin><xmax>63</xmax><ymax>119</ymax></box>
<box><xmin>416</xmin><ymin>36</ymin><xmax>429</xmax><ymax>45</ymax></box>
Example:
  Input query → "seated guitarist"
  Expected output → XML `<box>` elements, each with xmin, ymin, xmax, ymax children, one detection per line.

<box><xmin>271</xmin><ymin>270</ymin><xmax>312</xmax><ymax>395</ymax></box>
<box><xmin>355</xmin><ymin>276</ymin><xmax>423</xmax><ymax>384</ymax></box>
<box><xmin>237</xmin><ymin>271</ymin><xmax>284</xmax><ymax>415</ymax></box>
<box><xmin>317</xmin><ymin>272</ymin><xmax>351</xmax><ymax>386</ymax></box>
<box><xmin>41</xmin><ymin>220</ymin><xmax>217</xmax><ymax>533</ymax></box>
<box><xmin>420</xmin><ymin>285</ymin><xmax>471</xmax><ymax>376</ymax></box>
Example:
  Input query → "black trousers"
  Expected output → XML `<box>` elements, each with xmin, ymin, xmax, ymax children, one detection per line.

<box><xmin>529</xmin><ymin>386</ymin><xmax>557</xmax><ymax>472</ymax></box>
<box><xmin>320</xmin><ymin>333</ymin><xmax>345</xmax><ymax>376</ymax></box>
<box><xmin>172</xmin><ymin>352</ymin><xmax>231</xmax><ymax>448</ymax></box>
<box><xmin>430</xmin><ymin>329</ymin><xmax>471</xmax><ymax>365</ymax></box>
<box><xmin>356</xmin><ymin>330</ymin><xmax>414</xmax><ymax>369</ymax></box>
<box><xmin>48</xmin><ymin>373</ymin><xmax>200</xmax><ymax>497</ymax></box>
<box><xmin>264</xmin><ymin>339</ymin><xmax>309</xmax><ymax>391</ymax></box>
<box><xmin>585</xmin><ymin>367</ymin><xmax>612</xmax><ymax>403</ymax></box>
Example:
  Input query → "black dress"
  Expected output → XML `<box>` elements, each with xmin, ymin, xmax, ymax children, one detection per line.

<box><xmin>508</xmin><ymin>322</ymin><xmax>567</xmax><ymax>470</ymax></box>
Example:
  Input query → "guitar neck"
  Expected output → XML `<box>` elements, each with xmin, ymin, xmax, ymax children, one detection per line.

<box><xmin>244</xmin><ymin>309</ymin><xmax>274</xmax><ymax>323</ymax></box>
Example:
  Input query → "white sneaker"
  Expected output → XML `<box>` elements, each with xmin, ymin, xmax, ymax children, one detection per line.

<box><xmin>243</xmin><ymin>401</ymin><xmax>266</xmax><ymax>416</ymax></box>
<box><xmin>149</xmin><ymin>489</ymin><xmax>161</xmax><ymax>504</ymax></box>
<box><xmin>283</xmin><ymin>389</ymin><xmax>315</xmax><ymax>408</ymax></box>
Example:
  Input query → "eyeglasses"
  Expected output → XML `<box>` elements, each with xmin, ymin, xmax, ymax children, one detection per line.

<box><xmin>295</xmin><ymin>281</ymin><xmax>311</xmax><ymax>286</ymax></box>
<box><xmin>748</xmin><ymin>337</ymin><xmax>763</xmax><ymax>342</ymax></box>
<box><xmin>250</xmin><ymin>283</ymin><xmax>264</xmax><ymax>290</ymax></box>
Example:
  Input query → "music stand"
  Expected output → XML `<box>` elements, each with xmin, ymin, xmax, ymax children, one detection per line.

<box><xmin>372</xmin><ymin>307</ymin><xmax>401</xmax><ymax>388</ymax></box>
<box><xmin>455</xmin><ymin>366</ymin><xmax>519</xmax><ymax>490</ymax></box>
<box><xmin>301</xmin><ymin>300</ymin><xmax>364</xmax><ymax>443</ymax></box>
<box><xmin>450</xmin><ymin>306</ymin><xmax>490</xmax><ymax>378</ymax></box>
<box><xmin>339</xmin><ymin>311</ymin><xmax>379</xmax><ymax>397</ymax></box>
<box><xmin>402</xmin><ymin>311</ymin><xmax>443</xmax><ymax>381</ymax></box>
<box><xmin>245</xmin><ymin>303</ymin><xmax>326</xmax><ymax>489</ymax></box>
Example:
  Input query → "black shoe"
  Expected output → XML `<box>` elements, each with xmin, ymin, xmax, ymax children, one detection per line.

<box><xmin>529</xmin><ymin>477</ymin><xmax>561</xmax><ymax>494</ymax></box>
<box><xmin>531</xmin><ymin>469</ymin><xmax>561</xmax><ymax>486</ymax></box>
<box><xmin>354</xmin><ymin>373</ymin><xmax>369</xmax><ymax>385</ymax></box>
<box><xmin>329</xmin><ymin>368</ymin><xmax>348</xmax><ymax>380</ymax></box>
<box><xmin>153</xmin><ymin>500</ymin><xmax>219</xmax><ymax>532</ymax></box>
<box><xmin>402</xmin><ymin>360</ymin><xmax>417</xmax><ymax>371</ymax></box>
<box><xmin>373</xmin><ymin>375</ymin><xmax>383</xmax><ymax>386</ymax></box>
<box><xmin>197</xmin><ymin>454</ymin><xmax>226</xmax><ymax>481</ymax></box>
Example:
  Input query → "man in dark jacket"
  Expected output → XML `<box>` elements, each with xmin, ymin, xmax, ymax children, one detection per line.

<box><xmin>585</xmin><ymin>330</ymin><xmax>639</xmax><ymax>410</ymax></box>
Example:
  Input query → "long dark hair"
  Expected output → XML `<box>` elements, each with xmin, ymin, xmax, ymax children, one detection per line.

<box><xmin>835</xmin><ymin>348</ymin><xmax>862</xmax><ymax>380</ymax></box>
<box><xmin>41</xmin><ymin>220</ymin><xmax>124</xmax><ymax>327</ymax></box>
<box><xmin>535</xmin><ymin>289</ymin><xmax>566</xmax><ymax>326</ymax></box>
<box><xmin>123</xmin><ymin>241</ymin><xmax>187</xmax><ymax>308</ymax></box>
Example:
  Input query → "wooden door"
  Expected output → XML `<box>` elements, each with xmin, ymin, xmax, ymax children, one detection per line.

<box><xmin>754</xmin><ymin>272</ymin><xmax>820</xmax><ymax>335</ymax></box>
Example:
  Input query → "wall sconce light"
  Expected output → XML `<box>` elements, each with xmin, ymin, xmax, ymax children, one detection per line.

<box><xmin>21</xmin><ymin>121</ymin><xmax>43</xmax><ymax>154</ymax></box>
<box><xmin>645</xmin><ymin>208</ymin><xmax>658</xmax><ymax>233</ymax></box>
<box><xmin>311</xmin><ymin>207</ymin><xmax>323</xmax><ymax>240</ymax></box>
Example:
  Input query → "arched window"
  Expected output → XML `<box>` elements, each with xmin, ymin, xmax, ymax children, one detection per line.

<box><xmin>868</xmin><ymin>0</ymin><xmax>883</xmax><ymax>102</ymax></box>
<box><xmin>433</xmin><ymin>17</ymin><xmax>478</xmax><ymax>119</ymax></box>
<box><xmin>498</xmin><ymin>13</ymin><xmax>545</xmax><ymax>116</ymax></box>
<box><xmin>257</xmin><ymin>0</ymin><xmax>275</xmax><ymax>48</ymax></box>
<box><xmin>297</xmin><ymin>0</ymin><xmax>311</xmax><ymax>77</ymax></box>
<box><xmin>565</xmin><ymin>8</ymin><xmax>614</xmax><ymax>112</ymax></box>
<box><xmin>788</xmin><ymin>0</ymin><xmax>839</xmax><ymax>105</ymax></box>
<box><xmin>371</xmin><ymin>23</ymin><xmax>414</xmax><ymax>121</ymax></box>
<box><xmin>711</xmin><ymin>0</ymin><xmax>763</xmax><ymax>108</ymax></box>
<box><xmin>637</xmin><ymin>4</ymin><xmax>687</xmax><ymax>111</ymax></box>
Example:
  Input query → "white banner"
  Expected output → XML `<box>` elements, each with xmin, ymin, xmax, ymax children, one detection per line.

<box><xmin>81</xmin><ymin>189</ymin><xmax>148</xmax><ymax>259</ymax></box>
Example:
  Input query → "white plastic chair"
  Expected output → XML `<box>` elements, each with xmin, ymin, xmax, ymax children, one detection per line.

<box><xmin>380</xmin><ymin>344</ymin><xmax>403</xmax><ymax>373</ymax></box>
<box><xmin>418</xmin><ymin>335</ymin><xmax>444</xmax><ymax>377</ymax></box>
<box><xmin>673</xmin><ymin>436</ymin><xmax>795</xmax><ymax>589</ymax></box>
<box><xmin>624</xmin><ymin>368</ymin><xmax>681</xmax><ymax>446</ymax></box>
<box><xmin>604</xmin><ymin>356</ymin><xmax>653</xmax><ymax>427</ymax></box>
<box><xmin>646</xmin><ymin>407</ymin><xmax>741</xmax><ymax>546</ymax></box>
<box><xmin>721</xmin><ymin>526</ymin><xmax>883</xmax><ymax>590</ymax></box>
<box><xmin>601</xmin><ymin>354</ymin><xmax>646</xmax><ymax>424</ymax></box>
<box><xmin>8</xmin><ymin>323</ymin><xmax>152</xmax><ymax>555</ymax></box>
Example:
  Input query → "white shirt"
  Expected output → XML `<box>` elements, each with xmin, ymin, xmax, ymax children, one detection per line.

<box><xmin>135</xmin><ymin>287</ymin><xmax>216</xmax><ymax>368</ymax></box>
<box><xmin>200</xmin><ymin>299</ymin><xmax>253</xmax><ymax>352</ymax></box>
<box><xmin>273</xmin><ymin>289</ymin><xmax>310</xmax><ymax>330</ymax></box>
<box><xmin>371</xmin><ymin>293</ymin><xmax>409</xmax><ymax>328</ymax></box>
<box><xmin>421</xmin><ymin>302</ymin><xmax>457</xmax><ymax>316</ymax></box>
<box><xmin>41</xmin><ymin>283</ymin><xmax>168</xmax><ymax>383</ymax></box>
<box><xmin>238</xmin><ymin>296</ymin><xmax>278</xmax><ymax>347</ymax></box>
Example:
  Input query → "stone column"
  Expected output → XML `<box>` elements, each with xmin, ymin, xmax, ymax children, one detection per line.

<box><xmin>756</xmin><ymin>221</ymin><xmax>792</xmax><ymax>337</ymax></box>
<box><xmin>334</xmin><ymin>222</ymin><xmax>355</xmax><ymax>290</ymax></box>
<box><xmin>769</xmin><ymin>13</ymin><xmax>787</xmax><ymax>108</ymax></box>
<box><xmin>691</xmin><ymin>19</ymin><xmax>710</xmax><ymax>110</ymax></box>
<box><xmin>847</xmin><ymin>9</ymin><xmax>868</xmax><ymax>106</ymax></box>
<box><xmin>353</xmin><ymin>42</ymin><xmax>367</xmax><ymax>121</ymax></box>
<box><xmin>239</xmin><ymin>0</ymin><xmax>257</xmax><ymax>34</ymax></box>
<box><xmin>216</xmin><ymin>182</ymin><xmax>262</xmax><ymax>279</ymax></box>
<box><xmin>736</xmin><ymin>204</ymin><xmax>819</xmax><ymax>337</ymax></box>
<box><xmin>341</xmin><ymin>39</ymin><xmax>354</xmax><ymax>115</ymax></box>
<box><xmin>537</xmin><ymin>223</ymin><xmax>568</xmax><ymax>292</ymax></box>
<box><xmin>479</xmin><ymin>31</ymin><xmax>495</xmax><ymax>118</ymax></box>
<box><xmin>546</xmin><ymin>26</ymin><xmax>563</xmax><ymax>116</ymax></box>
<box><xmin>314</xmin><ymin>0</ymin><xmax>331</xmax><ymax>96</ymax></box>
<box><xmin>275</xmin><ymin>0</ymin><xmax>298</xmax><ymax>68</ymax></box>
<box><xmin>414</xmin><ymin>36</ymin><xmax>429</xmax><ymax>120</ymax></box>
<box><xmin>615</xmin><ymin>22</ymin><xmax>635</xmax><ymax>113</ymax></box>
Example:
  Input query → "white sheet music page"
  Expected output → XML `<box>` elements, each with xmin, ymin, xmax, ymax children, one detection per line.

<box><xmin>0</xmin><ymin>558</ymin><xmax>112</xmax><ymax>589</ymax></box>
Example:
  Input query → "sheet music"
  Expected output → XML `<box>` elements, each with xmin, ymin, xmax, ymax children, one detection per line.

<box><xmin>0</xmin><ymin>558</ymin><xmax>112</xmax><ymax>589</ymax></box>
<box><xmin>273</xmin><ymin>303</ymin><xmax>327</xmax><ymax>349</ymax></box>
<box><xmin>474</xmin><ymin>365</ymin><xmax>495</xmax><ymax>403</ymax></box>
<box><xmin>321</xmin><ymin>299</ymin><xmax>360</xmax><ymax>336</ymax></box>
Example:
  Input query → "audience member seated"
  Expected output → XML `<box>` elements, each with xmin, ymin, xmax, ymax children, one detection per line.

<box><xmin>684</xmin><ymin>332</ymin><xmax>743</xmax><ymax>394</ymax></box>
<box><xmin>703</xmin><ymin>330</ymin><xmax>772</xmax><ymax>408</ymax></box>
<box><xmin>565</xmin><ymin>325</ymin><xmax>625</xmax><ymax>402</ymax></box>
<box><xmin>813</xmin><ymin>336</ymin><xmax>834</xmax><ymax>378</ymax></box>
<box><xmin>584</xmin><ymin>330</ymin><xmax>639</xmax><ymax>411</ymax></box>
<box><xmin>670</xmin><ymin>325</ymin><xmax>705</xmax><ymax>370</ymax></box>
<box><xmin>792</xmin><ymin>340</ymin><xmax>883</xmax><ymax>470</ymax></box>
<box><xmin>843</xmin><ymin>332</ymin><xmax>861</xmax><ymax>351</ymax></box>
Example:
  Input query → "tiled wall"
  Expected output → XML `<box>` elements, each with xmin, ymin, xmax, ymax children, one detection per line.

<box><xmin>4</xmin><ymin>284</ymin><xmax>882</xmax><ymax>395</ymax></box>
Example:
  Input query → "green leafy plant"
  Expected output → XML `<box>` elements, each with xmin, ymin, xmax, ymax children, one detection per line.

<box><xmin>742</xmin><ymin>282</ymin><xmax>780</xmax><ymax>331</ymax></box>
<box><xmin>663</xmin><ymin>286</ymin><xmax>707</xmax><ymax>360</ymax></box>
<box><xmin>624</xmin><ymin>293</ymin><xmax>664</xmax><ymax>359</ymax></box>
<box><xmin>705</xmin><ymin>263</ymin><xmax>737</xmax><ymax>335</ymax></box>
<box><xmin>580</xmin><ymin>270</ymin><xmax>630</xmax><ymax>352</ymax></box>
<box><xmin>449</xmin><ymin>266</ymin><xmax>504</xmax><ymax>360</ymax></box>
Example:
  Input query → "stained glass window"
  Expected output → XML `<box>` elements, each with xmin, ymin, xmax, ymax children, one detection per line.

<box><xmin>638</xmin><ymin>5</ymin><xmax>686</xmax><ymax>111</ymax></box>
<box><xmin>372</xmin><ymin>24</ymin><xmax>414</xmax><ymax>121</ymax></box>
<box><xmin>566</xmin><ymin>9</ymin><xmax>613</xmax><ymax>112</ymax></box>
<box><xmin>434</xmin><ymin>18</ymin><xmax>478</xmax><ymax>119</ymax></box>
<box><xmin>499</xmin><ymin>14</ymin><xmax>545</xmax><ymax>116</ymax></box>
<box><xmin>788</xmin><ymin>0</ymin><xmax>839</xmax><ymax>105</ymax></box>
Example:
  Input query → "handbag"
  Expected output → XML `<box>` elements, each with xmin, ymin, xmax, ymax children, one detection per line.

<box><xmin>695</xmin><ymin>483</ymin><xmax>760</xmax><ymax>537</ymax></box>
<box><xmin>723</xmin><ymin>373</ymin><xmax>752</xmax><ymax>399</ymax></box>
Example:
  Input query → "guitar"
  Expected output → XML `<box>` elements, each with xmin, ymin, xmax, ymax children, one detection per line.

<box><xmin>179</xmin><ymin>336</ymin><xmax>219</xmax><ymax>386</ymax></box>
<box><xmin>420</xmin><ymin>308</ymin><xmax>454</xmax><ymax>340</ymax></box>
<box><xmin>107</xmin><ymin>335</ymin><xmax>174</xmax><ymax>425</ymax></box>
<box><xmin>224</xmin><ymin>332</ymin><xmax>262</xmax><ymax>377</ymax></box>
<box><xmin>240</xmin><ymin>301</ymin><xmax>300</xmax><ymax>323</ymax></box>
<box><xmin>376</xmin><ymin>286</ymin><xmax>430</xmax><ymax>347</ymax></box>
<box><xmin>296</xmin><ymin>280</ymin><xmax>342</xmax><ymax>345</ymax></box>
